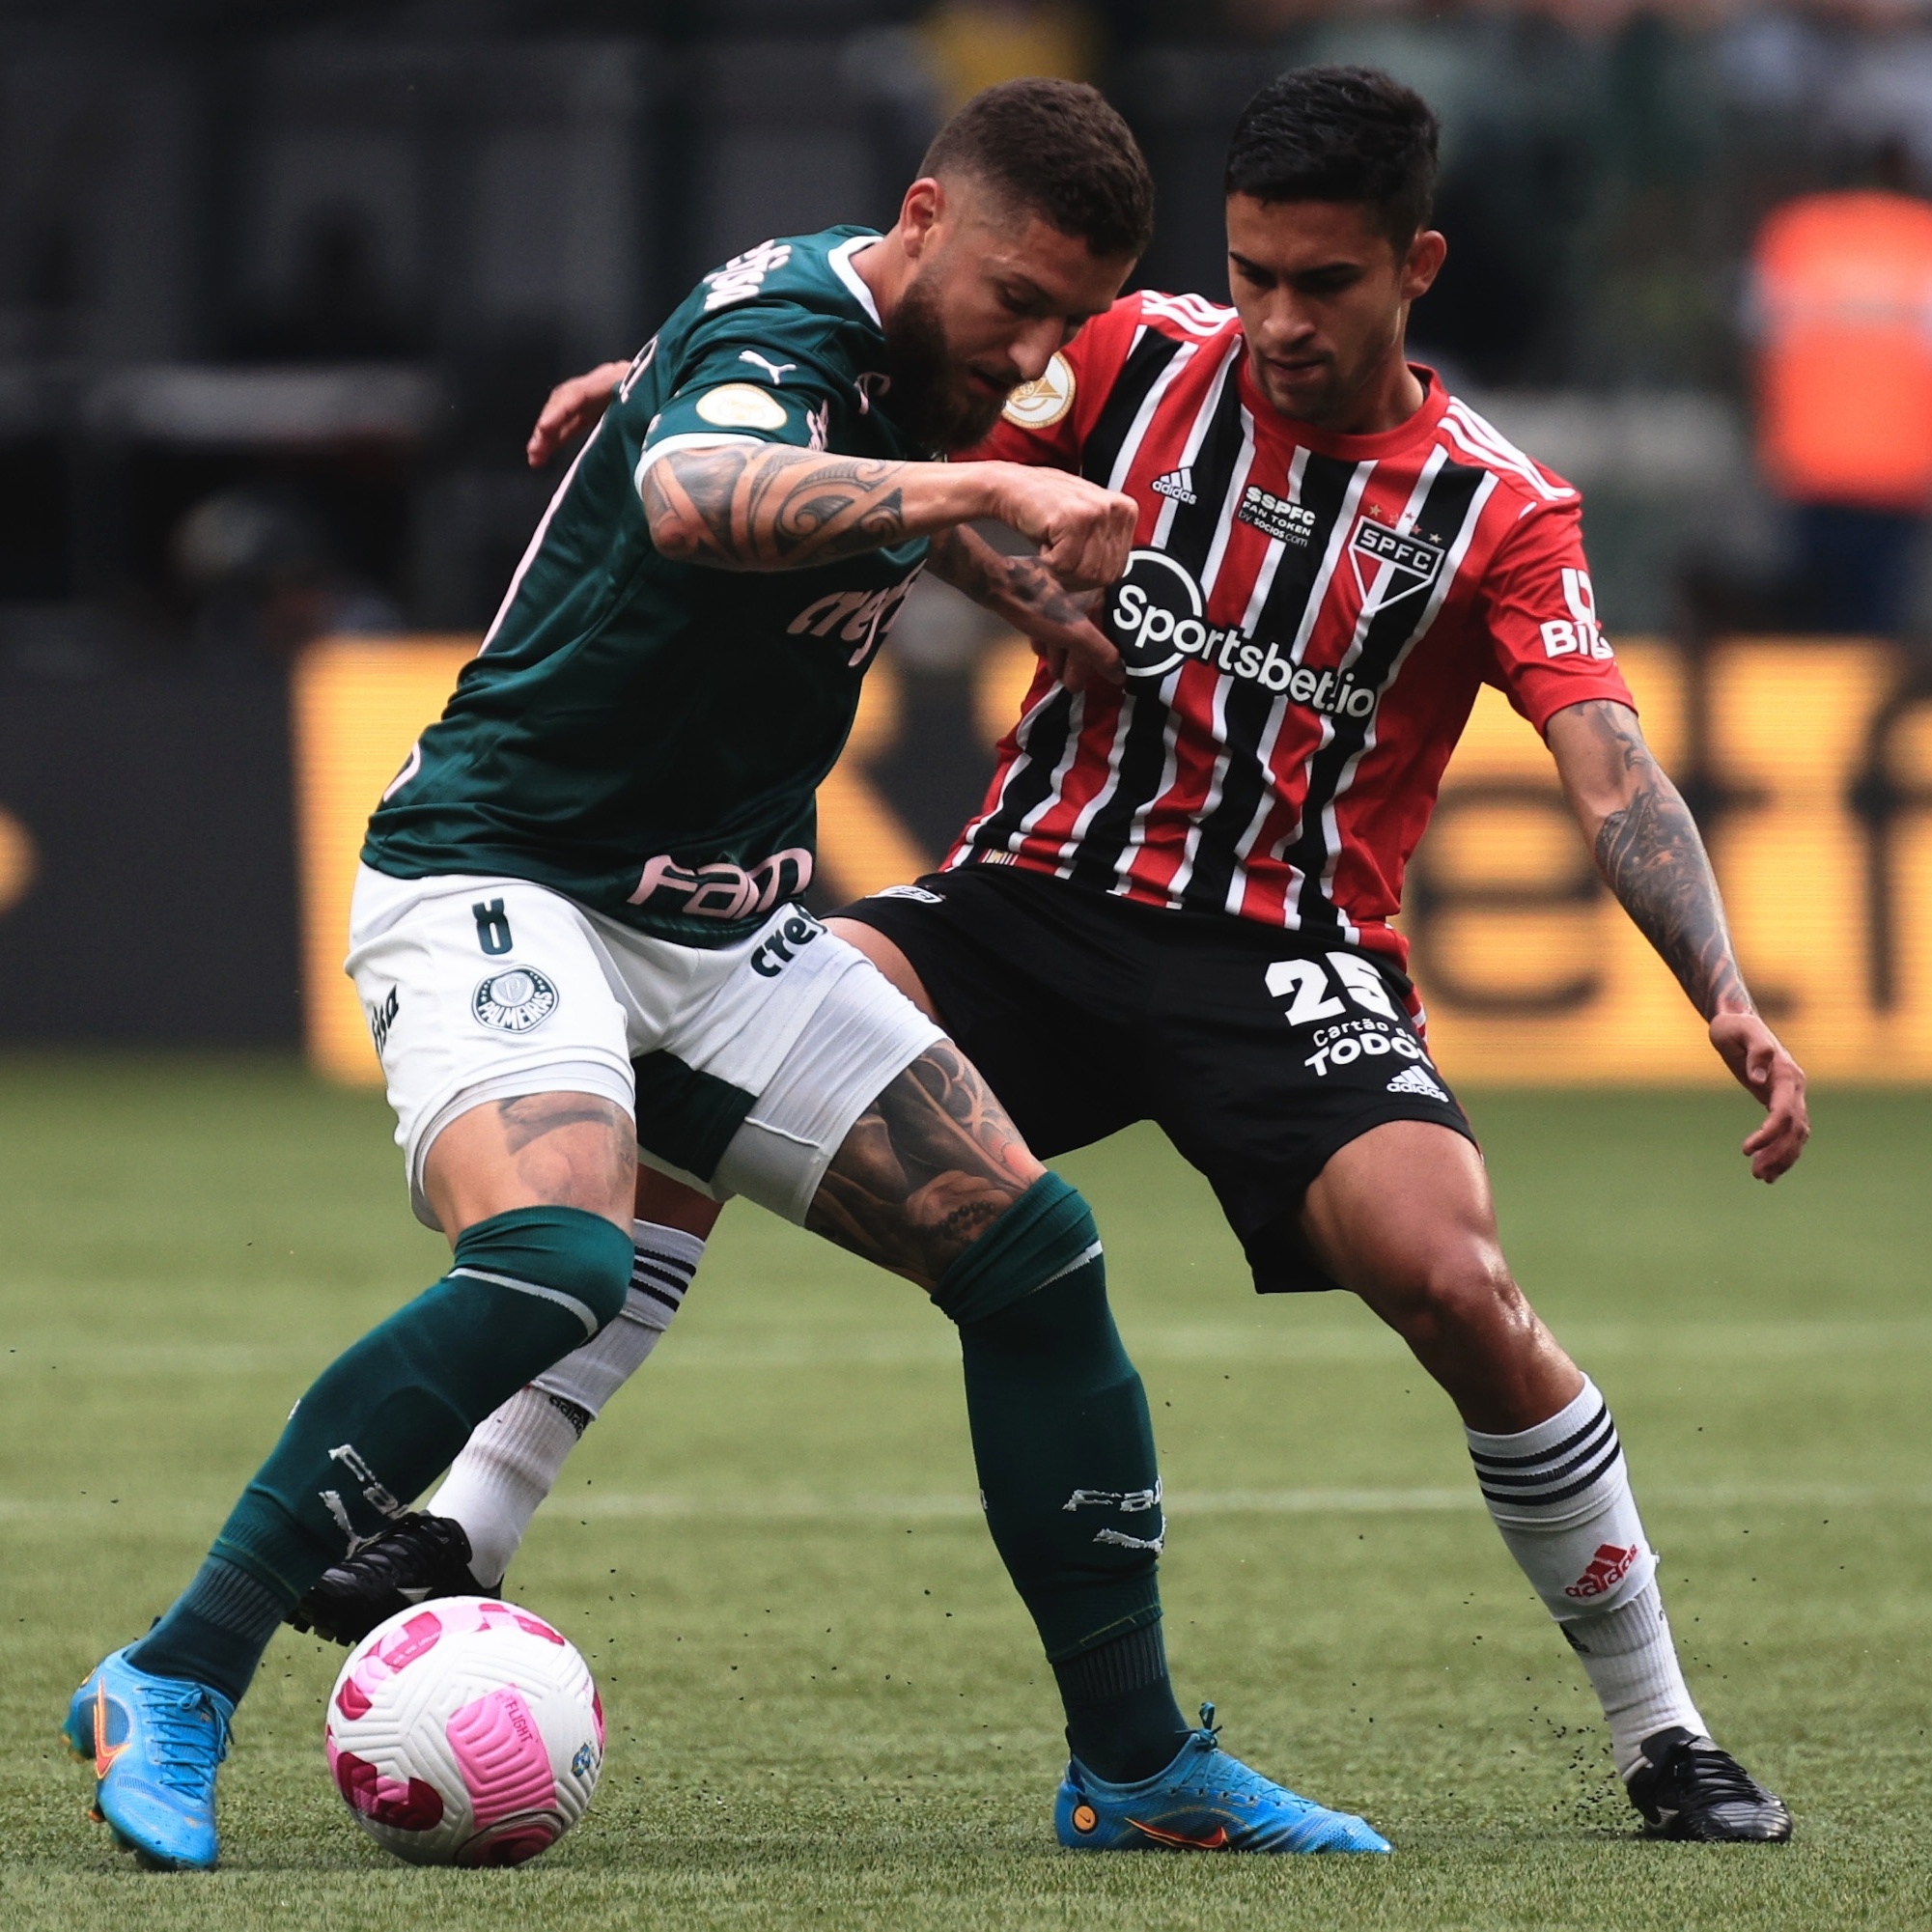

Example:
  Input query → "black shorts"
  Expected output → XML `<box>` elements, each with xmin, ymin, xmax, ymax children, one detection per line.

<box><xmin>837</xmin><ymin>865</ymin><xmax>1475</xmax><ymax>1296</ymax></box>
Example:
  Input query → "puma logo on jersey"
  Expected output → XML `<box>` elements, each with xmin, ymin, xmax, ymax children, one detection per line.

<box><xmin>1151</xmin><ymin>466</ymin><xmax>1197</xmax><ymax>504</ymax></box>
<box><xmin>739</xmin><ymin>350</ymin><xmax>797</xmax><ymax>383</ymax></box>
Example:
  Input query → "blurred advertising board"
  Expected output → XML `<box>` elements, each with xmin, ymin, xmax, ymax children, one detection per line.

<box><xmin>292</xmin><ymin>636</ymin><xmax>1932</xmax><ymax>1087</ymax></box>
<box><xmin>0</xmin><ymin>667</ymin><xmax>300</xmax><ymax>1045</ymax></box>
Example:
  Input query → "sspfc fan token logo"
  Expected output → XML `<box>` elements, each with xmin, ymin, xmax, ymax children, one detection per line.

<box><xmin>472</xmin><ymin>967</ymin><xmax>560</xmax><ymax>1034</ymax></box>
<box><xmin>1002</xmin><ymin>351</ymin><xmax>1075</xmax><ymax>429</ymax></box>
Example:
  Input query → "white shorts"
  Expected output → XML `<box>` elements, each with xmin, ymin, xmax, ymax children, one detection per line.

<box><xmin>346</xmin><ymin>866</ymin><xmax>943</xmax><ymax>1229</ymax></box>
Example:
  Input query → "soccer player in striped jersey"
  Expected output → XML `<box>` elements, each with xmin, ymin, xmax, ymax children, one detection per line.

<box><xmin>315</xmin><ymin>67</ymin><xmax>1806</xmax><ymax>1844</ymax></box>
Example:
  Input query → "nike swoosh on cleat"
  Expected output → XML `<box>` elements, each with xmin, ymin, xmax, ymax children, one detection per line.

<box><xmin>93</xmin><ymin>1683</ymin><xmax>127</xmax><ymax>1780</ymax></box>
<box><xmin>1128</xmin><ymin>1817</ymin><xmax>1231</xmax><ymax>1849</ymax></box>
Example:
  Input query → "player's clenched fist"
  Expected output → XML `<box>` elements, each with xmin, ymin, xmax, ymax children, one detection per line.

<box><xmin>987</xmin><ymin>463</ymin><xmax>1138</xmax><ymax>591</ymax></box>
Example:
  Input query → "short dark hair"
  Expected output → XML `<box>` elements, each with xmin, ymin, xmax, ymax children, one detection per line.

<box><xmin>922</xmin><ymin>79</ymin><xmax>1155</xmax><ymax>261</ymax></box>
<box><xmin>1224</xmin><ymin>66</ymin><xmax>1441</xmax><ymax>249</ymax></box>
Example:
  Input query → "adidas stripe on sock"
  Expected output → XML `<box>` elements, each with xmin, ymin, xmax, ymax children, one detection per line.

<box><xmin>1467</xmin><ymin>1376</ymin><xmax>1705</xmax><ymax>1777</ymax></box>
<box><xmin>428</xmin><ymin>1218</ymin><xmax>703</xmax><ymax>1585</ymax></box>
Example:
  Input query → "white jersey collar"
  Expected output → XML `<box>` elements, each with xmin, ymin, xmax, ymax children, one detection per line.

<box><xmin>827</xmin><ymin>234</ymin><xmax>883</xmax><ymax>329</ymax></box>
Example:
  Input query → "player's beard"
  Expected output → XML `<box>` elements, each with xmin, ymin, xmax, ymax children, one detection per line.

<box><xmin>882</xmin><ymin>273</ymin><xmax>1010</xmax><ymax>455</ymax></box>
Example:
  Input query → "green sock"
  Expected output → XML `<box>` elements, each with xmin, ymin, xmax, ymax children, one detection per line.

<box><xmin>936</xmin><ymin>1174</ymin><xmax>1190</xmax><ymax>1782</ymax></box>
<box><xmin>130</xmin><ymin>1206</ymin><xmax>631</xmax><ymax>1703</ymax></box>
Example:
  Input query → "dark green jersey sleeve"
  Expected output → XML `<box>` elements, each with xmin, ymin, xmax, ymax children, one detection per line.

<box><xmin>633</xmin><ymin>305</ymin><xmax>865</xmax><ymax>487</ymax></box>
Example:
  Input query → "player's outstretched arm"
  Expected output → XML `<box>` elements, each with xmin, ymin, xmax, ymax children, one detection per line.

<box><xmin>526</xmin><ymin>361</ymin><xmax>630</xmax><ymax>467</ymax></box>
<box><xmin>642</xmin><ymin>445</ymin><xmax>1135</xmax><ymax>585</ymax></box>
<box><xmin>927</xmin><ymin>523</ymin><xmax>1123</xmax><ymax>692</ymax></box>
<box><xmin>1547</xmin><ymin>697</ymin><xmax>1809</xmax><ymax>1182</ymax></box>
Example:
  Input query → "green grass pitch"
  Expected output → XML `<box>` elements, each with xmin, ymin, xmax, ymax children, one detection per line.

<box><xmin>2</xmin><ymin>1057</ymin><xmax>1928</xmax><ymax>1929</ymax></box>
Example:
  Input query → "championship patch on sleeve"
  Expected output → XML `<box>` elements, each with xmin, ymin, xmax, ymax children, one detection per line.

<box><xmin>695</xmin><ymin>384</ymin><xmax>790</xmax><ymax>432</ymax></box>
<box><xmin>1002</xmin><ymin>351</ymin><xmax>1076</xmax><ymax>429</ymax></box>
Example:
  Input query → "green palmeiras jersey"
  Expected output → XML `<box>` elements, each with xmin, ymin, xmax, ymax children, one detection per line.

<box><xmin>362</xmin><ymin>227</ymin><xmax>931</xmax><ymax>946</ymax></box>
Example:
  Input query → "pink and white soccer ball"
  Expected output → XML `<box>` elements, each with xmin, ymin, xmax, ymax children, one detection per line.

<box><xmin>323</xmin><ymin>1595</ymin><xmax>603</xmax><ymax>1866</ymax></box>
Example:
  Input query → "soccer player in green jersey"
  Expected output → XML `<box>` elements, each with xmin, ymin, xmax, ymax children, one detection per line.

<box><xmin>65</xmin><ymin>81</ymin><xmax>1390</xmax><ymax>1869</ymax></box>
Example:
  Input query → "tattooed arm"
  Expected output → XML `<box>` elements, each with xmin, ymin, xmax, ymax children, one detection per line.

<box><xmin>1546</xmin><ymin>698</ymin><xmax>1809</xmax><ymax>1180</ymax></box>
<box><xmin>926</xmin><ymin>523</ymin><xmax>1123</xmax><ymax>692</ymax></box>
<box><xmin>641</xmin><ymin>443</ymin><xmax>1136</xmax><ymax>587</ymax></box>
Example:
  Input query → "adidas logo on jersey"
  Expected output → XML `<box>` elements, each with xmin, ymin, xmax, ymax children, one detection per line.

<box><xmin>1151</xmin><ymin>467</ymin><xmax>1197</xmax><ymax>505</ymax></box>
<box><xmin>1386</xmin><ymin>1065</ymin><xmax>1448</xmax><ymax>1102</ymax></box>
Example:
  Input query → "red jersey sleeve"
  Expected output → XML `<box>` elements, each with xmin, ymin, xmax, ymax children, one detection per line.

<box><xmin>962</xmin><ymin>293</ymin><xmax>1151</xmax><ymax>470</ymax></box>
<box><xmin>1477</xmin><ymin>495</ymin><xmax>1636</xmax><ymax>731</ymax></box>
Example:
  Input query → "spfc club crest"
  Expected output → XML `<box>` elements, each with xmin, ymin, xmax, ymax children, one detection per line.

<box><xmin>1349</xmin><ymin>517</ymin><xmax>1445</xmax><ymax>610</ymax></box>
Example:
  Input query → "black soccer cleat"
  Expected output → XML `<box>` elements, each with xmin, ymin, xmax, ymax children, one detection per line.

<box><xmin>1624</xmin><ymin>1727</ymin><xmax>1793</xmax><ymax>1842</ymax></box>
<box><xmin>286</xmin><ymin>1511</ymin><xmax>498</xmax><ymax>1648</ymax></box>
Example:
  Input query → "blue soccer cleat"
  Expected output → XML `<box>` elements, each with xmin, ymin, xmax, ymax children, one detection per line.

<box><xmin>1055</xmin><ymin>1703</ymin><xmax>1392</xmax><ymax>1854</ymax></box>
<box><xmin>63</xmin><ymin>1648</ymin><xmax>233</xmax><ymax>1871</ymax></box>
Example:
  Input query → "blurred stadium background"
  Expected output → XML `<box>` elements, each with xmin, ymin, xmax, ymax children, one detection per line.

<box><xmin>0</xmin><ymin>0</ymin><xmax>1929</xmax><ymax>1080</ymax></box>
<box><xmin>5</xmin><ymin>7</ymin><xmax>1932</xmax><ymax>1921</ymax></box>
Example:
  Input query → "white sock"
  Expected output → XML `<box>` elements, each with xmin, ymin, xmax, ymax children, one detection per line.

<box><xmin>428</xmin><ymin>1219</ymin><xmax>704</xmax><ymax>1587</ymax></box>
<box><xmin>1467</xmin><ymin>1376</ymin><xmax>1706</xmax><ymax>1778</ymax></box>
<box><xmin>431</xmin><ymin>1389</ymin><xmax>583</xmax><ymax>1590</ymax></box>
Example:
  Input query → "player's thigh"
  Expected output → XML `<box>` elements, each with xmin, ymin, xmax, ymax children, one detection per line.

<box><xmin>1148</xmin><ymin>935</ymin><xmax>1477</xmax><ymax>1294</ymax></box>
<box><xmin>1299</xmin><ymin>1118</ymin><xmax>1507</xmax><ymax>1305</ymax></box>
<box><xmin>347</xmin><ymin>866</ymin><xmax>636</xmax><ymax>1239</ymax></box>
<box><xmin>804</xmin><ymin>1038</ymin><xmax>1048</xmax><ymax>1290</ymax></box>
<box><xmin>832</xmin><ymin>875</ymin><xmax>1140</xmax><ymax>1159</ymax></box>
<box><xmin>825</xmin><ymin>916</ymin><xmax>939</xmax><ymax>1020</ymax></box>
<box><xmin>606</xmin><ymin>902</ymin><xmax>1043</xmax><ymax>1292</ymax></box>
<box><xmin>633</xmin><ymin>1162</ymin><xmax>725</xmax><ymax>1239</ymax></box>
<box><xmin>423</xmin><ymin>1092</ymin><xmax>634</xmax><ymax>1239</ymax></box>
<box><xmin>613</xmin><ymin>904</ymin><xmax>943</xmax><ymax>1225</ymax></box>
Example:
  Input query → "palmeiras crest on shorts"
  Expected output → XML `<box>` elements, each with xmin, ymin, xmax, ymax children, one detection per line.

<box><xmin>472</xmin><ymin>967</ymin><xmax>560</xmax><ymax>1034</ymax></box>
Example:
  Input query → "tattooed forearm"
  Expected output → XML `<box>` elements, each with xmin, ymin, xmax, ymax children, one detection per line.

<box><xmin>928</xmin><ymin>522</ymin><xmax>1095</xmax><ymax>631</ymax></box>
<box><xmin>643</xmin><ymin>444</ymin><xmax>910</xmax><ymax>570</ymax></box>
<box><xmin>1564</xmin><ymin>700</ymin><xmax>1750</xmax><ymax>1020</ymax></box>
<box><xmin>805</xmin><ymin>1043</ymin><xmax>1043</xmax><ymax>1290</ymax></box>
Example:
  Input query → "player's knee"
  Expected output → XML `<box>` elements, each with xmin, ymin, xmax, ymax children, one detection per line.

<box><xmin>1376</xmin><ymin>1243</ymin><xmax>1520</xmax><ymax>1350</ymax></box>
<box><xmin>452</xmin><ymin>1206</ymin><xmax>633</xmax><ymax>1335</ymax></box>
<box><xmin>932</xmin><ymin>1173</ymin><xmax>1103</xmax><ymax>1329</ymax></box>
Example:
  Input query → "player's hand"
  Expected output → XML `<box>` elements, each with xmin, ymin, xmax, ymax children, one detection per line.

<box><xmin>996</xmin><ymin>578</ymin><xmax>1119</xmax><ymax>693</ymax></box>
<box><xmin>1027</xmin><ymin>594</ymin><xmax>1121</xmax><ymax>694</ymax></box>
<box><xmin>990</xmin><ymin>463</ymin><xmax>1137</xmax><ymax>593</ymax></box>
<box><xmin>1708</xmin><ymin>1010</ymin><xmax>1809</xmax><ymax>1182</ymax></box>
<box><xmin>526</xmin><ymin>361</ymin><xmax>629</xmax><ymax>468</ymax></box>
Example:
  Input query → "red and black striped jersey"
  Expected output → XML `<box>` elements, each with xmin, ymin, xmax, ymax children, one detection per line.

<box><xmin>946</xmin><ymin>290</ymin><xmax>1635</xmax><ymax>974</ymax></box>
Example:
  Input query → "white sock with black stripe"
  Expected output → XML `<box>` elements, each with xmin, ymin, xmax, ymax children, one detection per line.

<box><xmin>427</xmin><ymin>1219</ymin><xmax>703</xmax><ymax>1587</ymax></box>
<box><xmin>1467</xmin><ymin>1375</ymin><xmax>1706</xmax><ymax>1778</ymax></box>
